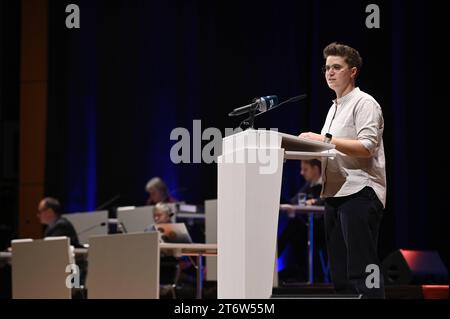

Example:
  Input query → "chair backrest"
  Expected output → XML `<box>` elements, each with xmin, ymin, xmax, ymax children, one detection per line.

<box><xmin>12</xmin><ymin>237</ymin><xmax>72</xmax><ymax>299</ymax></box>
<box><xmin>87</xmin><ymin>232</ymin><xmax>160</xmax><ymax>299</ymax></box>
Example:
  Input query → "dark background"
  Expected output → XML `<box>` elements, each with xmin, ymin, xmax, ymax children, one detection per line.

<box><xmin>1</xmin><ymin>0</ymin><xmax>448</xmax><ymax>268</ymax></box>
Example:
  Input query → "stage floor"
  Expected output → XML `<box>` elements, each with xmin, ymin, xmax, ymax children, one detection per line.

<box><xmin>271</xmin><ymin>283</ymin><xmax>449</xmax><ymax>299</ymax></box>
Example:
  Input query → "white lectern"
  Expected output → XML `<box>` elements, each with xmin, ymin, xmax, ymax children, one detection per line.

<box><xmin>217</xmin><ymin>129</ymin><xmax>334</xmax><ymax>299</ymax></box>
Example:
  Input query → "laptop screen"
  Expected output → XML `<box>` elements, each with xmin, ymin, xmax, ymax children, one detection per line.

<box><xmin>154</xmin><ymin>223</ymin><xmax>193</xmax><ymax>243</ymax></box>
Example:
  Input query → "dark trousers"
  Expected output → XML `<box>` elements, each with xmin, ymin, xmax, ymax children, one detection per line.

<box><xmin>324</xmin><ymin>186</ymin><xmax>385</xmax><ymax>298</ymax></box>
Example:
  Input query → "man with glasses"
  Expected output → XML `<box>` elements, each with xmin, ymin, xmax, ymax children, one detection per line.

<box><xmin>299</xmin><ymin>42</ymin><xmax>386</xmax><ymax>298</ymax></box>
<box><xmin>37</xmin><ymin>197</ymin><xmax>81</xmax><ymax>248</ymax></box>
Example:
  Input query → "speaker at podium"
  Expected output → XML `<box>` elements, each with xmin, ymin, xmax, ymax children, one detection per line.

<box><xmin>382</xmin><ymin>249</ymin><xmax>448</xmax><ymax>285</ymax></box>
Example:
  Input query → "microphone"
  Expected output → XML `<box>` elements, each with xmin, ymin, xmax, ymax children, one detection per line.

<box><xmin>228</xmin><ymin>95</ymin><xmax>278</xmax><ymax>116</ymax></box>
<box><xmin>77</xmin><ymin>222</ymin><xmax>107</xmax><ymax>236</ymax></box>
<box><xmin>254</xmin><ymin>94</ymin><xmax>307</xmax><ymax>117</ymax></box>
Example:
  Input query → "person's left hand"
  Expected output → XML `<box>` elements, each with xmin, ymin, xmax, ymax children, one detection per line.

<box><xmin>305</xmin><ymin>198</ymin><xmax>317</xmax><ymax>206</ymax></box>
<box><xmin>299</xmin><ymin>132</ymin><xmax>324</xmax><ymax>142</ymax></box>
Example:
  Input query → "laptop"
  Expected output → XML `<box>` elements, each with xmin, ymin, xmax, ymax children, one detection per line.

<box><xmin>153</xmin><ymin>223</ymin><xmax>193</xmax><ymax>243</ymax></box>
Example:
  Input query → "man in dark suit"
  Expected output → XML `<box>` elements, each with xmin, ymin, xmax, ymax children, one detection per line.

<box><xmin>290</xmin><ymin>159</ymin><xmax>323</xmax><ymax>206</ymax></box>
<box><xmin>37</xmin><ymin>197</ymin><xmax>87</xmax><ymax>297</ymax></box>
<box><xmin>37</xmin><ymin>197</ymin><xmax>81</xmax><ymax>248</ymax></box>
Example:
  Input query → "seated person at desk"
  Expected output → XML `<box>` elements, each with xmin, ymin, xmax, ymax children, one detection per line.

<box><xmin>0</xmin><ymin>198</ymin><xmax>83</xmax><ymax>299</ymax></box>
<box><xmin>278</xmin><ymin>160</ymin><xmax>328</xmax><ymax>283</ymax></box>
<box><xmin>147</xmin><ymin>203</ymin><xmax>179</xmax><ymax>296</ymax></box>
<box><xmin>151</xmin><ymin>203</ymin><xmax>196</xmax><ymax>295</ymax></box>
<box><xmin>37</xmin><ymin>197</ymin><xmax>81</xmax><ymax>248</ymax></box>
<box><xmin>145</xmin><ymin>177</ymin><xmax>177</xmax><ymax>205</ymax></box>
<box><xmin>151</xmin><ymin>203</ymin><xmax>192</xmax><ymax>244</ymax></box>
<box><xmin>290</xmin><ymin>159</ymin><xmax>324</xmax><ymax>206</ymax></box>
<box><xmin>37</xmin><ymin>197</ymin><xmax>87</xmax><ymax>295</ymax></box>
<box><xmin>153</xmin><ymin>202</ymin><xmax>173</xmax><ymax>225</ymax></box>
<box><xmin>144</xmin><ymin>202</ymin><xmax>174</xmax><ymax>233</ymax></box>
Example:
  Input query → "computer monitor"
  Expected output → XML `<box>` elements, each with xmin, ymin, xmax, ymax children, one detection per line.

<box><xmin>62</xmin><ymin>210</ymin><xmax>108</xmax><ymax>245</ymax></box>
<box><xmin>117</xmin><ymin>206</ymin><xmax>153</xmax><ymax>233</ymax></box>
<box><xmin>117</xmin><ymin>204</ymin><xmax>178</xmax><ymax>233</ymax></box>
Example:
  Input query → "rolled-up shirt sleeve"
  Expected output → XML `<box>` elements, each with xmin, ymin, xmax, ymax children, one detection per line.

<box><xmin>354</xmin><ymin>99</ymin><xmax>384</xmax><ymax>155</ymax></box>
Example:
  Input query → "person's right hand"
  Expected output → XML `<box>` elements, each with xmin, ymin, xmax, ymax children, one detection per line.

<box><xmin>299</xmin><ymin>132</ymin><xmax>324</xmax><ymax>142</ymax></box>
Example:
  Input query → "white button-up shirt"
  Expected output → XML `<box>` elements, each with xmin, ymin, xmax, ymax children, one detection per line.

<box><xmin>320</xmin><ymin>87</ymin><xmax>387</xmax><ymax>207</ymax></box>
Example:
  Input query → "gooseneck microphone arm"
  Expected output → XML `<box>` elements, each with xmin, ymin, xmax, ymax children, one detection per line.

<box><xmin>77</xmin><ymin>222</ymin><xmax>107</xmax><ymax>236</ymax></box>
<box><xmin>232</xmin><ymin>94</ymin><xmax>307</xmax><ymax>130</ymax></box>
<box><xmin>96</xmin><ymin>194</ymin><xmax>121</xmax><ymax>210</ymax></box>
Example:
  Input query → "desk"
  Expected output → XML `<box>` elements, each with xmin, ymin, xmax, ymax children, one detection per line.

<box><xmin>1</xmin><ymin>243</ymin><xmax>217</xmax><ymax>299</ymax></box>
<box><xmin>279</xmin><ymin>204</ymin><xmax>325</xmax><ymax>284</ymax></box>
<box><xmin>75</xmin><ymin>243</ymin><xmax>218</xmax><ymax>299</ymax></box>
<box><xmin>162</xmin><ymin>243</ymin><xmax>217</xmax><ymax>299</ymax></box>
